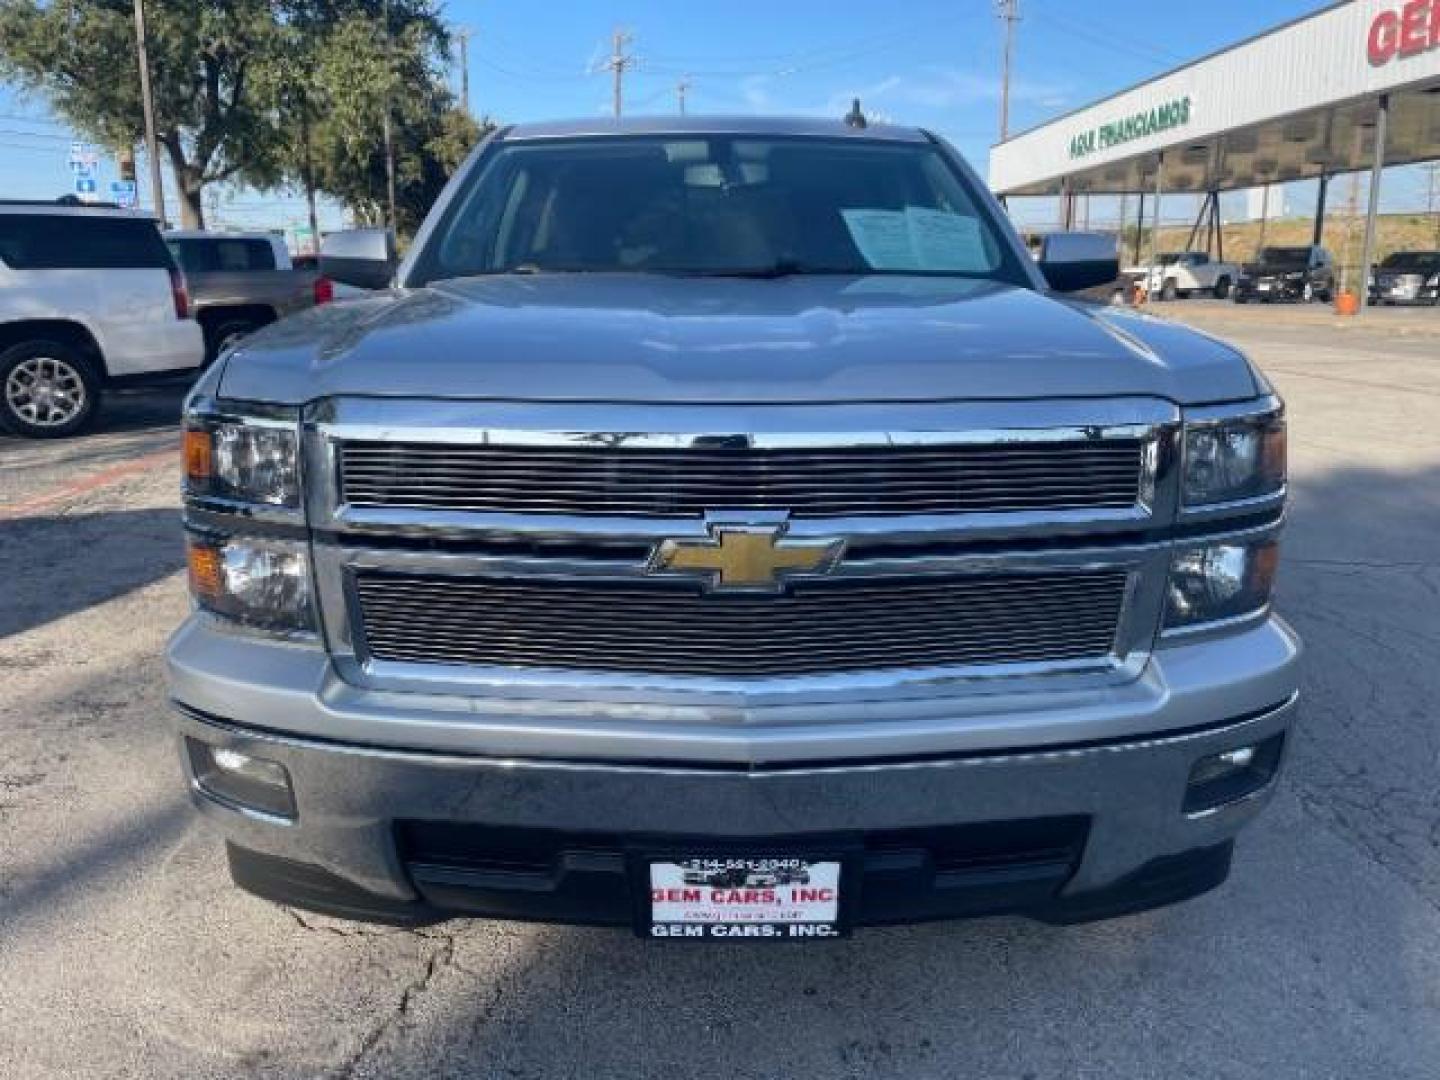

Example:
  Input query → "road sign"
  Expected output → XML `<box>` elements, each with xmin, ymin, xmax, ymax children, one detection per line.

<box><xmin>67</xmin><ymin>141</ymin><xmax>98</xmax><ymax>168</ymax></box>
<box><xmin>110</xmin><ymin>180</ymin><xmax>137</xmax><ymax>209</ymax></box>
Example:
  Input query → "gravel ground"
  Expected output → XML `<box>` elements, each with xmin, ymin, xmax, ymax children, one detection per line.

<box><xmin>1</xmin><ymin>311</ymin><xmax>1438</xmax><ymax>1079</ymax></box>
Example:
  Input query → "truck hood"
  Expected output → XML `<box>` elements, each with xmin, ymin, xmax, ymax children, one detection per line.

<box><xmin>218</xmin><ymin>274</ymin><xmax>1258</xmax><ymax>406</ymax></box>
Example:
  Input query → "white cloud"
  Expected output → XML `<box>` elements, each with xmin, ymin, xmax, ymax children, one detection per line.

<box><xmin>824</xmin><ymin>67</ymin><xmax>1070</xmax><ymax>114</ymax></box>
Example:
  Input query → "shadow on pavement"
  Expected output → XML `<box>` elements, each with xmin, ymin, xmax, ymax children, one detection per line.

<box><xmin>0</xmin><ymin>508</ymin><xmax>185</xmax><ymax>639</ymax></box>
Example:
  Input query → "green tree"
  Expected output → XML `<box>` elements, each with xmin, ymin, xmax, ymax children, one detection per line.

<box><xmin>300</xmin><ymin>4</ymin><xmax>485</xmax><ymax>236</ymax></box>
<box><xmin>0</xmin><ymin>0</ymin><xmax>479</xmax><ymax>232</ymax></box>
<box><xmin>0</xmin><ymin>0</ymin><xmax>287</xmax><ymax>227</ymax></box>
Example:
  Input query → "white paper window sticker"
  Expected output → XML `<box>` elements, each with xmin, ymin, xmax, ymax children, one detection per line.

<box><xmin>841</xmin><ymin>206</ymin><xmax>989</xmax><ymax>273</ymax></box>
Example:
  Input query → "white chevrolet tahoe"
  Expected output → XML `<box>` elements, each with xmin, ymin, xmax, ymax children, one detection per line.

<box><xmin>0</xmin><ymin>201</ymin><xmax>205</xmax><ymax>437</ymax></box>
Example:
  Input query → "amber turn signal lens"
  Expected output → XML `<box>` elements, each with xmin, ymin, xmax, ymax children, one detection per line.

<box><xmin>1260</xmin><ymin>423</ymin><xmax>1287</xmax><ymax>487</ymax></box>
<box><xmin>1250</xmin><ymin>540</ymin><xmax>1281</xmax><ymax>594</ymax></box>
<box><xmin>187</xmin><ymin>541</ymin><xmax>224</xmax><ymax>600</ymax></box>
<box><xmin>183</xmin><ymin>428</ymin><xmax>213</xmax><ymax>483</ymax></box>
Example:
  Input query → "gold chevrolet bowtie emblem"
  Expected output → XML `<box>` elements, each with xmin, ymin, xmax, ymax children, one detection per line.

<box><xmin>649</xmin><ymin>524</ymin><xmax>845</xmax><ymax>592</ymax></box>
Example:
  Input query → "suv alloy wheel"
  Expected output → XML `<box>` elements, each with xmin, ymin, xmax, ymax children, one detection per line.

<box><xmin>0</xmin><ymin>339</ymin><xmax>101</xmax><ymax>438</ymax></box>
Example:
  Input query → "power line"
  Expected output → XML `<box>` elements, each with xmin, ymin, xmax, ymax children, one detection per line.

<box><xmin>1029</xmin><ymin>1</ymin><xmax>1187</xmax><ymax>68</ymax></box>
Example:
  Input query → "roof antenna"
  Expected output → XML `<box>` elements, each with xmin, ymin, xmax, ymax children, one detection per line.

<box><xmin>844</xmin><ymin>98</ymin><xmax>867</xmax><ymax>129</ymax></box>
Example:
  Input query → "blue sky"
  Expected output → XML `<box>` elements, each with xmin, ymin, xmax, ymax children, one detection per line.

<box><xmin>0</xmin><ymin>0</ymin><xmax>1431</xmax><ymax>232</ymax></box>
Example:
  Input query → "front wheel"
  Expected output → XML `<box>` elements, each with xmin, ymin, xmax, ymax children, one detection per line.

<box><xmin>1213</xmin><ymin>276</ymin><xmax>1232</xmax><ymax>299</ymax></box>
<box><xmin>1160</xmin><ymin>279</ymin><xmax>1178</xmax><ymax>302</ymax></box>
<box><xmin>0</xmin><ymin>340</ymin><xmax>102</xmax><ymax>438</ymax></box>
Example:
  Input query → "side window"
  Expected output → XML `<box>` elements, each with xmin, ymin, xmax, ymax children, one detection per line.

<box><xmin>168</xmin><ymin>240</ymin><xmax>214</xmax><ymax>274</ymax></box>
<box><xmin>1191</xmin><ymin>253</ymin><xmax>1208</xmax><ymax>267</ymax></box>
<box><xmin>0</xmin><ymin>214</ymin><xmax>172</xmax><ymax>269</ymax></box>
<box><xmin>244</xmin><ymin>239</ymin><xmax>277</xmax><ymax>271</ymax></box>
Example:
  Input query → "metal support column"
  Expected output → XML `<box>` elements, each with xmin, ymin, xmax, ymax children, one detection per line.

<box><xmin>1146</xmin><ymin>152</ymin><xmax>1164</xmax><ymax>275</ymax></box>
<box><xmin>1214</xmin><ymin>195</ymin><xmax>1225</xmax><ymax>264</ymax></box>
<box><xmin>1357</xmin><ymin>96</ymin><xmax>1389</xmax><ymax>315</ymax></box>
<box><xmin>1132</xmin><ymin>192</ymin><xmax>1145</xmax><ymax>263</ymax></box>
<box><xmin>1312</xmin><ymin>173</ymin><xmax>1329</xmax><ymax>247</ymax></box>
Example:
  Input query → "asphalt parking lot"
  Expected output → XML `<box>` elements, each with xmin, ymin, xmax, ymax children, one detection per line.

<box><xmin>2</xmin><ymin>306</ymin><xmax>1439</xmax><ymax>1078</ymax></box>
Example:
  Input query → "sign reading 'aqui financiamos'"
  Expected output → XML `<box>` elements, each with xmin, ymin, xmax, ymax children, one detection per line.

<box><xmin>1067</xmin><ymin>96</ymin><xmax>1193</xmax><ymax>160</ymax></box>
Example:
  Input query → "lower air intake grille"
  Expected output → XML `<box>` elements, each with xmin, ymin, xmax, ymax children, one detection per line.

<box><xmin>353</xmin><ymin>569</ymin><xmax>1129</xmax><ymax>677</ymax></box>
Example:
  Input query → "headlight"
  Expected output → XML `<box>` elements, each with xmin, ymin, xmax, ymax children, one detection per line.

<box><xmin>1182</xmin><ymin>410</ymin><xmax>1285</xmax><ymax>506</ymax></box>
<box><xmin>187</xmin><ymin>535</ymin><xmax>315</xmax><ymax>634</ymax></box>
<box><xmin>185</xmin><ymin>420</ymin><xmax>300</xmax><ymax>507</ymax></box>
<box><xmin>1165</xmin><ymin>537</ymin><xmax>1279</xmax><ymax>629</ymax></box>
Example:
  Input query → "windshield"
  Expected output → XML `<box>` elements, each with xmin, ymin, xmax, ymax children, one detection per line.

<box><xmin>1258</xmin><ymin>247</ymin><xmax>1310</xmax><ymax>264</ymax></box>
<box><xmin>414</xmin><ymin>135</ymin><xmax>1028</xmax><ymax>285</ymax></box>
<box><xmin>1380</xmin><ymin>251</ymin><xmax>1440</xmax><ymax>272</ymax></box>
<box><xmin>1156</xmin><ymin>252</ymin><xmax>1185</xmax><ymax>265</ymax></box>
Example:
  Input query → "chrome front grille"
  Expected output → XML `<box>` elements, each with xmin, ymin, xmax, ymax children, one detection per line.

<box><xmin>353</xmin><ymin>569</ymin><xmax>1130</xmax><ymax>678</ymax></box>
<box><xmin>337</xmin><ymin>440</ymin><xmax>1146</xmax><ymax>519</ymax></box>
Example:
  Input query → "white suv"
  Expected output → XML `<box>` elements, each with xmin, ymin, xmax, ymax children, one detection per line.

<box><xmin>0</xmin><ymin>201</ymin><xmax>205</xmax><ymax>437</ymax></box>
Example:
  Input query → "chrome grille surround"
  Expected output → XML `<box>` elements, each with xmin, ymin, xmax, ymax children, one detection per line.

<box><xmin>305</xmin><ymin>397</ymin><xmax>1181</xmax><ymax>704</ymax></box>
<box><xmin>337</xmin><ymin>439</ymin><xmax>1146</xmax><ymax>519</ymax></box>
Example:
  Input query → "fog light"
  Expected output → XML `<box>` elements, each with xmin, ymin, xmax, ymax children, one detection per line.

<box><xmin>187</xmin><ymin>738</ymin><xmax>296</xmax><ymax>820</ymax></box>
<box><xmin>1184</xmin><ymin>734</ymin><xmax>1284</xmax><ymax>815</ymax></box>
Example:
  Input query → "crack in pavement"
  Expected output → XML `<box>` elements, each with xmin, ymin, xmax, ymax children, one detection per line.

<box><xmin>330</xmin><ymin>927</ymin><xmax>458</xmax><ymax>1079</ymax></box>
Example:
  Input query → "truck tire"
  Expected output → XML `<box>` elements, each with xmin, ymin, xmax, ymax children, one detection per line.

<box><xmin>204</xmin><ymin>317</ymin><xmax>264</xmax><ymax>365</ymax></box>
<box><xmin>1213</xmin><ymin>276</ymin><xmax>1231</xmax><ymax>299</ymax></box>
<box><xmin>1160</xmin><ymin>279</ymin><xmax>1178</xmax><ymax>302</ymax></box>
<box><xmin>0</xmin><ymin>338</ymin><xmax>102</xmax><ymax>438</ymax></box>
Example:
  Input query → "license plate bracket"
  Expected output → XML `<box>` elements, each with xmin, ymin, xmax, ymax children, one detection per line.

<box><xmin>634</xmin><ymin>851</ymin><xmax>855</xmax><ymax>941</ymax></box>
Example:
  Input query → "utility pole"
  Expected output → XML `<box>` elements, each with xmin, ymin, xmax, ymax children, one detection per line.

<box><xmin>131</xmin><ymin>0</ymin><xmax>165</xmax><ymax>226</ymax></box>
<box><xmin>996</xmin><ymin>0</ymin><xmax>1020</xmax><ymax>141</ymax></box>
<box><xmin>676</xmin><ymin>77</ymin><xmax>690</xmax><ymax>116</ymax></box>
<box><xmin>606</xmin><ymin>29</ymin><xmax>635</xmax><ymax>119</ymax></box>
<box><xmin>457</xmin><ymin>28</ymin><xmax>472</xmax><ymax>117</ymax></box>
<box><xmin>381</xmin><ymin>0</ymin><xmax>397</xmax><ymax>230</ymax></box>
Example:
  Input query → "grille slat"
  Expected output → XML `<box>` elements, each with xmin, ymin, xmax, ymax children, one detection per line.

<box><xmin>354</xmin><ymin>570</ymin><xmax>1127</xmax><ymax>677</ymax></box>
<box><xmin>338</xmin><ymin>440</ymin><xmax>1145</xmax><ymax>518</ymax></box>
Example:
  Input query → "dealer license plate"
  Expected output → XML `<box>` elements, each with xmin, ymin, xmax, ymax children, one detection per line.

<box><xmin>646</xmin><ymin>858</ymin><xmax>845</xmax><ymax>940</ymax></box>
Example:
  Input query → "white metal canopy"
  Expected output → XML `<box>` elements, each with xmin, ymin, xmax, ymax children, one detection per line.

<box><xmin>989</xmin><ymin>0</ymin><xmax>1440</xmax><ymax>198</ymax></box>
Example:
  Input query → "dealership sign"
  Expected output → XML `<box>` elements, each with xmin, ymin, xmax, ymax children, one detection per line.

<box><xmin>1068</xmin><ymin>96</ymin><xmax>1192</xmax><ymax>160</ymax></box>
<box><xmin>1367</xmin><ymin>0</ymin><xmax>1440</xmax><ymax>65</ymax></box>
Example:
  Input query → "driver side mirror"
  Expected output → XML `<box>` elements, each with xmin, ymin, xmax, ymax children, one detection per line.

<box><xmin>1036</xmin><ymin>232</ymin><xmax>1120</xmax><ymax>293</ymax></box>
<box><xmin>320</xmin><ymin>229</ymin><xmax>397</xmax><ymax>291</ymax></box>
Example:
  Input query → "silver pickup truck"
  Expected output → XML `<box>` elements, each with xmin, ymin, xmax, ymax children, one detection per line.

<box><xmin>165</xmin><ymin>231</ymin><xmax>330</xmax><ymax>362</ymax></box>
<box><xmin>167</xmin><ymin>116</ymin><xmax>1299</xmax><ymax>939</ymax></box>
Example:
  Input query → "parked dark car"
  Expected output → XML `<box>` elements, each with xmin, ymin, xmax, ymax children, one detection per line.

<box><xmin>1368</xmin><ymin>251</ymin><xmax>1440</xmax><ymax>306</ymax></box>
<box><xmin>1233</xmin><ymin>245</ymin><xmax>1335</xmax><ymax>303</ymax></box>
